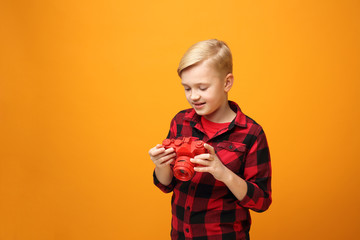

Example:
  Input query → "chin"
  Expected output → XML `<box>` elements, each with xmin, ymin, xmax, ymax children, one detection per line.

<box><xmin>194</xmin><ymin>109</ymin><xmax>211</xmax><ymax>117</ymax></box>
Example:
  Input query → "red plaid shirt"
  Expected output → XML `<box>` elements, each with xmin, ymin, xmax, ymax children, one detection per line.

<box><xmin>154</xmin><ymin>101</ymin><xmax>272</xmax><ymax>240</ymax></box>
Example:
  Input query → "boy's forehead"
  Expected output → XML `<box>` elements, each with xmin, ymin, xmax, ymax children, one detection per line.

<box><xmin>181</xmin><ymin>73</ymin><xmax>222</xmax><ymax>86</ymax></box>
<box><xmin>181</xmin><ymin>77</ymin><xmax>211</xmax><ymax>86</ymax></box>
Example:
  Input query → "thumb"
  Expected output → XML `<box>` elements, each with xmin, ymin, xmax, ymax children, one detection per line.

<box><xmin>204</xmin><ymin>143</ymin><xmax>215</xmax><ymax>154</ymax></box>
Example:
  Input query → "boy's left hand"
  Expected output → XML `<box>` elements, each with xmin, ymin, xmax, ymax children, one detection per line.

<box><xmin>191</xmin><ymin>143</ymin><xmax>229</xmax><ymax>182</ymax></box>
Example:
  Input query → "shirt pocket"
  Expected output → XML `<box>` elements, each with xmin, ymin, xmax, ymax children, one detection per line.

<box><xmin>216</xmin><ymin>141</ymin><xmax>246</xmax><ymax>173</ymax></box>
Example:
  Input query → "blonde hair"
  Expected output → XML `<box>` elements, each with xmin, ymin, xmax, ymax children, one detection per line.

<box><xmin>177</xmin><ymin>39</ymin><xmax>233</xmax><ymax>78</ymax></box>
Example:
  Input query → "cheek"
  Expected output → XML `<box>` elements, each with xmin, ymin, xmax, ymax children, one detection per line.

<box><xmin>203</xmin><ymin>89</ymin><xmax>216</xmax><ymax>100</ymax></box>
<box><xmin>211</xmin><ymin>86</ymin><xmax>225</xmax><ymax>98</ymax></box>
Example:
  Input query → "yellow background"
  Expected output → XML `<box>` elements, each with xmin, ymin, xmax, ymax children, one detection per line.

<box><xmin>1</xmin><ymin>0</ymin><xmax>359</xmax><ymax>239</ymax></box>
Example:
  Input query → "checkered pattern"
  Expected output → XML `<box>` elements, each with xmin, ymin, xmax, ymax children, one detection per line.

<box><xmin>154</xmin><ymin>101</ymin><xmax>272</xmax><ymax>240</ymax></box>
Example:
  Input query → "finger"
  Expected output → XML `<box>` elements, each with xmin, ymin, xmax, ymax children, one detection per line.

<box><xmin>194</xmin><ymin>153</ymin><xmax>212</xmax><ymax>160</ymax></box>
<box><xmin>151</xmin><ymin>144</ymin><xmax>164</xmax><ymax>152</ymax></box>
<box><xmin>149</xmin><ymin>147</ymin><xmax>166</xmax><ymax>157</ymax></box>
<box><xmin>157</xmin><ymin>153</ymin><xmax>176</xmax><ymax>164</ymax></box>
<box><xmin>193</xmin><ymin>166</ymin><xmax>211</xmax><ymax>172</ymax></box>
<box><xmin>204</xmin><ymin>143</ymin><xmax>216</xmax><ymax>154</ymax></box>
<box><xmin>156</xmin><ymin>148</ymin><xmax>175</xmax><ymax>158</ymax></box>
<box><xmin>164</xmin><ymin>147</ymin><xmax>175</xmax><ymax>154</ymax></box>
<box><xmin>190</xmin><ymin>158</ymin><xmax>209</xmax><ymax>166</ymax></box>
<box><xmin>164</xmin><ymin>158</ymin><xmax>175</xmax><ymax>166</ymax></box>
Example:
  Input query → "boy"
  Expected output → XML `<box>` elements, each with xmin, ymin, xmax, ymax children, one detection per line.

<box><xmin>149</xmin><ymin>39</ymin><xmax>272</xmax><ymax>240</ymax></box>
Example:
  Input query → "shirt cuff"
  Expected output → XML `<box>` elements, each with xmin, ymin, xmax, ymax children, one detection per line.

<box><xmin>153</xmin><ymin>170</ymin><xmax>176</xmax><ymax>193</ymax></box>
<box><xmin>238</xmin><ymin>181</ymin><xmax>255</xmax><ymax>206</ymax></box>
<box><xmin>237</xmin><ymin>181</ymin><xmax>271</xmax><ymax>213</ymax></box>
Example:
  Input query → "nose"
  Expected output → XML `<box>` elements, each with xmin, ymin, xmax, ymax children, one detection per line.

<box><xmin>190</xmin><ymin>90</ymin><xmax>200</xmax><ymax>101</ymax></box>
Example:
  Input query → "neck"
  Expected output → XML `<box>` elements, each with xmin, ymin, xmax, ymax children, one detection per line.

<box><xmin>204</xmin><ymin>101</ymin><xmax>236</xmax><ymax>123</ymax></box>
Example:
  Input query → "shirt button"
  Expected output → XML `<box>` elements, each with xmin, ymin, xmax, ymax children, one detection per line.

<box><xmin>191</xmin><ymin>186</ymin><xmax>195</xmax><ymax>190</ymax></box>
<box><xmin>228</xmin><ymin>145</ymin><xmax>233</xmax><ymax>149</ymax></box>
<box><xmin>185</xmin><ymin>228</ymin><xmax>189</xmax><ymax>233</ymax></box>
<box><xmin>186</xmin><ymin>206</ymin><xmax>190</xmax><ymax>210</ymax></box>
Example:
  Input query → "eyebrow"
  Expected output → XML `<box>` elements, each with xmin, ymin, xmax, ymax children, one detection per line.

<box><xmin>181</xmin><ymin>82</ymin><xmax>209</xmax><ymax>87</ymax></box>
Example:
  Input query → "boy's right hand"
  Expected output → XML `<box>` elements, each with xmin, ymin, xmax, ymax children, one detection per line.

<box><xmin>149</xmin><ymin>144</ymin><xmax>176</xmax><ymax>168</ymax></box>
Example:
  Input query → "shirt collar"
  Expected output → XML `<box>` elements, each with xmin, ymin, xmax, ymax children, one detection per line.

<box><xmin>183</xmin><ymin>101</ymin><xmax>247</xmax><ymax>128</ymax></box>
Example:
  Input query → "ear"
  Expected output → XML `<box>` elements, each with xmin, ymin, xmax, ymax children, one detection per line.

<box><xmin>224</xmin><ymin>73</ymin><xmax>234</xmax><ymax>93</ymax></box>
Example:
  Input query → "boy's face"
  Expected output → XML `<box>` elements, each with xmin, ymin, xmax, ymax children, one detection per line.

<box><xmin>180</xmin><ymin>60</ymin><xmax>233</xmax><ymax>121</ymax></box>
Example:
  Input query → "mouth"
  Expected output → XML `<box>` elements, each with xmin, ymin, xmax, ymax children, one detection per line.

<box><xmin>193</xmin><ymin>102</ymin><xmax>206</xmax><ymax>109</ymax></box>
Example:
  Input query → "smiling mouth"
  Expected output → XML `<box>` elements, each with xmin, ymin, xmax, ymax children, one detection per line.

<box><xmin>193</xmin><ymin>102</ymin><xmax>205</xmax><ymax>107</ymax></box>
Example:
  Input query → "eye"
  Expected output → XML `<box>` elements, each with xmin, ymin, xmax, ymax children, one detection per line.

<box><xmin>199</xmin><ymin>86</ymin><xmax>208</xmax><ymax>91</ymax></box>
<box><xmin>184</xmin><ymin>87</ymin><xmax>191</xmax><ymax>92</ymax></box>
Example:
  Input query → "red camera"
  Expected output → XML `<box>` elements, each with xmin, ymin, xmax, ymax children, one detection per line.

<box><xmin>162</xmin><ymin>137</ymin><xmax>207</xmax><ymax>181</ymax></box>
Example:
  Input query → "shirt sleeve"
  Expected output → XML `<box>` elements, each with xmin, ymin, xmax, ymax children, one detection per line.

<box><xmin>153</xmin><ymin>117</ymin><xmax>178</xmax><ymax>193</ymax></box>
<box><xmin>153</xmin><ymin>170</ymin><xmax>176</xmax><ymax>193</ymax></box>
<box><xmin>166</xmin><ymin>117</ymin><xmax>178</xmax><ymax>139</ymax></box>
<box><xmin>237</xmin><ymin>126</ymin><xmax>272</xmax><ymax>212</ymax></box>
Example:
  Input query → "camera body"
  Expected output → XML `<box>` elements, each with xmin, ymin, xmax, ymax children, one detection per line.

<box><xmin>162</xmin><ymin>137</ymin><xmax>207</xmax><ymax>181</ymax></box>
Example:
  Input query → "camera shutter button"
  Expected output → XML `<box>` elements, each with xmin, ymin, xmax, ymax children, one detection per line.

<box><xmin>175</xmin><ymin>139</ymin><xmax>183</xmax><ymax>146</ymax></box>
<box><xmin>163</xmin><ymin>139</ymin><xmax>171</xmax><ymax>146</ymax></box>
